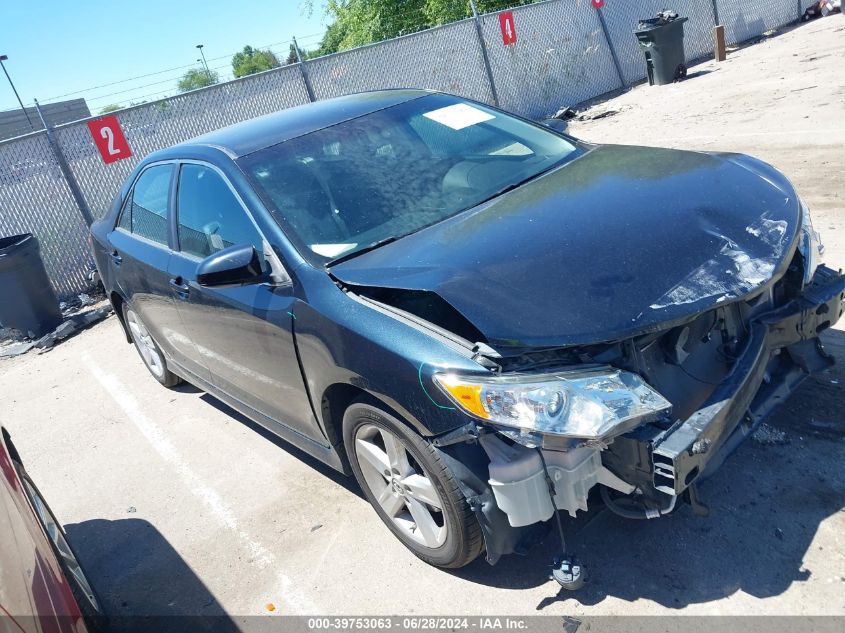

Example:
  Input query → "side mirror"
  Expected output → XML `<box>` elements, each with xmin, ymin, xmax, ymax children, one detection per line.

<box><xmin>196</xmin><ymin>243</ymin><xmax>266</xmax><ymax>288</ymax></box>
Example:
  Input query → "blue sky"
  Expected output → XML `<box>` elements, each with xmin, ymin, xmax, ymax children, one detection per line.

<box><xmin>0</xmin><ymin>0</ymin><xmax>327</xmax><ymax>113</ymax></box>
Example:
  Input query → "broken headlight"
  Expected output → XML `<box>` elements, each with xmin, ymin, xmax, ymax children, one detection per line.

<box><xmin>798</xmin><ymin>199</ymin><xmax>824</xmax><ymax>286</ymax></box>
<box><xmin>434</xmin><ymin>367</ymin><xmax>672</xmax><ymax>440</ymax></box>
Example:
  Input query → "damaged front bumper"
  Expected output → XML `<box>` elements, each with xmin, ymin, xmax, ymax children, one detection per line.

<box><xmin>441</xmin><ymin>265</ymin><xmax>845</xmax><ymax>565</ymax></box>
<box><xmin>630</xmin><ymin>264</ymin><xmax>844</xmax><ymax>498</ymax></box>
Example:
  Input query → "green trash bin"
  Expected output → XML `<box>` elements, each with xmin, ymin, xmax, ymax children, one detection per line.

<box><xmin>634</xmin><ymin>12</ymin><xmax>688</xmax><ymax>86</ymax></box>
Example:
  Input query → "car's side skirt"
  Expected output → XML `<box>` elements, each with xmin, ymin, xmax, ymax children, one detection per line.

<box><xmin>168</xmin><ymin>360</ymin><xmax>347</xmax><ymax>473</ymax></box>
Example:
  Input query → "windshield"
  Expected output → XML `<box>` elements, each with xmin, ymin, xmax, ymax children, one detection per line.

<box><xmin>237</xmin><ymin>94</ymin><xmax>578</xmax><ymax>265</ymax></box>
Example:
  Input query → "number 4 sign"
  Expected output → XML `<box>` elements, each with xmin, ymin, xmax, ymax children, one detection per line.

<box><xmin>499</xmin><ymin>11</ymin><xmax>517</xmax><ymax>46</ymax></box>
<box><xmin>87</xmin><ymin>115</ymin><xmax>132</xmax><ymax>164</ymax></box>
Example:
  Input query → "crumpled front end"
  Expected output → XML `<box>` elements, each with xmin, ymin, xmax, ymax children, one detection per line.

<box><xmin>331</xmin><ymin>143</ymin><xmax>839</xmax><ymax>573</ymax></box>
<box><xmin>434</xmin><ymin>261</ymin><xmax>844</xmax><ymax>566</ymax></box>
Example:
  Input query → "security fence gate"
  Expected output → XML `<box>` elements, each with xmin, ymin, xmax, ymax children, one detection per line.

<box><xmin>0</xmin><ymin>0</ymin><xmax>811</xmax><ymax>299</ymax></box>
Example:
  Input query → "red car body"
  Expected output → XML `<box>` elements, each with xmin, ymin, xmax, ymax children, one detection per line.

<box><xmin>0</xmin><ymin>428</ymin><xmax>94</xmax><ymax>633</ymax></box>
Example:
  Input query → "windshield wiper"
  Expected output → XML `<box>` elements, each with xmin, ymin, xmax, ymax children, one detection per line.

<box><xmin>325</xmin><ymin>236</ymin><xmax>399</xmax><ymax>267</ymax></box>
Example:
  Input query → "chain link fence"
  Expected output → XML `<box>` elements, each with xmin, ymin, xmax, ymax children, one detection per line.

<box><xmin>480</xmin><ymin>0</ymin><xmax>621</xmax><ymax>119</ymax></box>
<box><xmin>716</xmin><ymin>0</ymin><xmax>802</xmax><ymax>45</ymax></box>
<box><xmin>0</xmin><ymin>0</ymin><xmax>808</xmax><ymax>299</ymax></box>
<box><xmin>53</xmin><ymin>64</ymin><xmax>312</xmax><ymax>222</ymax></box>
<box><xmin>306</xmin><ymin>19</ymin><xmax>494</xmax><ymax>103</ymax></box>
<box><xmin>0</xmin><ymin>131</ymin><xmax>92</xmax><ymax>298</ymax></box>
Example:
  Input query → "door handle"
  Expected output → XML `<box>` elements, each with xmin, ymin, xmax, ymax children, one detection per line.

<box><xmin>110</xmin><ymin>250</ymin><xmax>122</xmax><ymax>266</ymax></box>
<box><xmin>169</xmin><ymin>277</ymin><xmax>190</xmax><ymax>297</ymax></box>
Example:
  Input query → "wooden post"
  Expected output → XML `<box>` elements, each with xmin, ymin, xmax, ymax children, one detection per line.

<box><xmin>714</xmin><ymin>24</ymin><xmax>727</xmax><ymax>62</ymax></box>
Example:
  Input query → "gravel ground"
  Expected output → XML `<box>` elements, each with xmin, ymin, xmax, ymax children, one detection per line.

<box><xmin>1</xmin><ymin>14</ymin><xmax>844</xmax><ymax>625</ymax></box>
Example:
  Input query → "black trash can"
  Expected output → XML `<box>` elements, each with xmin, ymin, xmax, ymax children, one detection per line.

<box><xmin>0</xmin><ymin>234</ymin><xmax>63</xmax><ymax>338</ymax></box>
<box><xmin>635</xmin><ymin>12</ymin><xmax>688</xmax><ymax>86</ymax></box>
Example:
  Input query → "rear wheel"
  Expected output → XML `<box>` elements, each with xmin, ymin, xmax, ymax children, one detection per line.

<box><xmin>16</xmin><ymin>465</ymin><xmax>104</xmax><ymax>629</ymax></box>
<box><xmin>343</xmin><ymin>402</ymin><xmax>483</xmax><ymax>568</ymax></box>
<box><xmin>123</xmin><ymin>303</ymin><xmax>181</xmax><ymax>387</ymax></box>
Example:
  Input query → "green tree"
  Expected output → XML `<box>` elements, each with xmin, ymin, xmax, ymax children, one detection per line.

<box><xmin>232</xmin><ymin>46</ymin><xmax>281</xmax><ymax>78</ymax></box>
<box><xmin>177</xmin><ymin>68</ymin><xmax>219</xmax><ymax>92</ymax></box>
<box><xmin>99</xmin><ymin>103</ymin><xmax>122</xmax><ymax>114</ymax></box>
<box><xmin>317</xmin><ymin>0</ymin><xmax>429</xmax><ymax>53</ymax></box>
<box><xmin>311</xmin><ymin>0</ymin><xmax>539</xmax><ymax>55</ymax></box>
<box><xmin>286</xmin><ymin>44</ymin><xmax>299</xmax><ymax>65</ymax></box>
<box><xmin>425</xmin><ymin>0</ymin><xmax>538</xmax><ymax>23</ymax></box>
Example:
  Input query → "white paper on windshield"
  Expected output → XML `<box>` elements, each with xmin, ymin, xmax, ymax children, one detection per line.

<box><xmin>310</xmin><ymin>243</ymin><xmax>357</xmax><ymax>257</ymax></box>
<box><xmin>423</xmin><ymin>103</ymin><xmax>495</xmax><ymax>130</ymax></box>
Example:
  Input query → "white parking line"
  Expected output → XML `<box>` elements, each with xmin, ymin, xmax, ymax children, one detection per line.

<box><xmin>82</xmin><ymin>353</ymin><xmax>318</xmax><ymax>615</ymax></box>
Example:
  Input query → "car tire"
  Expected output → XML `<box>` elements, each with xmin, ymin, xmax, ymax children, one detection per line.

<box><xmin>343</xmin><ymin>401</ymin><xmax>484</xmax><ymax>569</ymax></box>
<box><xmin>15</xmin><ymin>463</ymin><xmax>105</xmax><ymax>631</ymax></box>
<box><xmin>122</xmin><ymin>303</ymin><xmax>182</xmax><ymax>388</ymax></box>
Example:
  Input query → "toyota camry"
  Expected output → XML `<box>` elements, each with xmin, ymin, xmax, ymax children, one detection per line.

<box><xmin>90</xmin><ymin>90</ymin><xmax>843</xmax><ymax>584</ymax></box>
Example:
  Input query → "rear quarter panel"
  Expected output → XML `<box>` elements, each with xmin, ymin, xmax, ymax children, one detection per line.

<box><xmin>0</xmin><ymin>434</ymin><xmax>83</xmax><ymax>631</ymax></box>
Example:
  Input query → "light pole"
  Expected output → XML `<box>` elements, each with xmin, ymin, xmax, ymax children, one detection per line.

<box><xmin>195</xmin><ymin>44</ymin><xmax>211</xmax><ymax>82</ymax></box>
<box><xmin>0</xmin><ymin>54</ymin><xmax>35</xmax><ymax>131</ymax></box>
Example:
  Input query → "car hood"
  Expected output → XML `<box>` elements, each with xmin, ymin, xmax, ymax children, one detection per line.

<box><xmin>331</xmin><ymin>145</ymin><xmax>801</xmax><ymax>350</ymax></box>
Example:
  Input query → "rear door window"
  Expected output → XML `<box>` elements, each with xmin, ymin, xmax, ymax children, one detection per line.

<box><xmin>176</xmin><ymin>163</ymin><xmax>265</xmax><ymax>260</ymax></box>
<box><xmin>118</xmin><ymin>164</ymin><xmax>173</xmax><ymax>246</ymax></box>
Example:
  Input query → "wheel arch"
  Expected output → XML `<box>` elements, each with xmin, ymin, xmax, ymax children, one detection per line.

<box><xmin>109</xmin><ymin>290</ymin><xmax>132</xmax><ymax>343</ymax></box>
<box><xmin>320</xmin><ymin>383</ymin><xmax>424</xmax><ymax>475</ymax></box>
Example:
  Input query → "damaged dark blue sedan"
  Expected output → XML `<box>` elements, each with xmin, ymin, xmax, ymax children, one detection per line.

<box><xmin>90</xmin><ymin>90</ymin><xmax>843</xmax><ymax>583</ymax></box>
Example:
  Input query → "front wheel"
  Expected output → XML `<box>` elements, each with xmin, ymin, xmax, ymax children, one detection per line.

<box><xmin>343</xmin><ymin>402</ymin><xmax>483</xmax><ymax>568</ymax></box>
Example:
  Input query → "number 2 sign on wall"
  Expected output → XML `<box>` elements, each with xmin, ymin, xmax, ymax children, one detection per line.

<box><xmin>87</xmin><ymin>115</ymin><xmax>132</xmax><ymax>164</ymax></box>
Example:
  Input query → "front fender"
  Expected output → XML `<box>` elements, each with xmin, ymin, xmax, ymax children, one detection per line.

<box><xmin>291</xmin><ymin>273</ymin><xmax>484</xmax><ymax>438</ymax></box>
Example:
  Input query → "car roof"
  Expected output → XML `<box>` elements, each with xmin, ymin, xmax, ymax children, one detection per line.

<box><xmin>166</xmin><ymin>89</ymin><xmax>432</xmax><ymax>160</ymax></box>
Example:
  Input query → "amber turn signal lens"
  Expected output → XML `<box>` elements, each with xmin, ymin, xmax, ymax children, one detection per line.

<box><xmin>434</xmin><ymin>376</ymin><xmax>489</xmax><ymax>419</ymax></box>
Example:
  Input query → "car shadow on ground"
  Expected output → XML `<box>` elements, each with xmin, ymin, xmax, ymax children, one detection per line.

<box><xmin>197</xmin><ymin>393</ymin><xmax>364</xmax><ymax>500</ymax></box>
<box><xmin>452</xmin><ymin>329</ymin><xmax>845</xmax><ymax>609</ymax></box>
<box><xmin>65</xmin><ymin>518</ymin><xmax>238</xmax><ymax>633</ymax></box>
<box><xmin>172</xmin><ymin>382</ymin><xmax>203</xmax><ymax>394</ymax></box>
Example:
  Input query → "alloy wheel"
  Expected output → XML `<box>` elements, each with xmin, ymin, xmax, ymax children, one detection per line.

<box><xmin>354</xmin><ymin>423</ymin><xmax>447</xmax><ymax>549</ymax></box>
<box><xmin>126</xmin><ymin>308</ymin><xmax>165</xmax><ymax>378</ymax></box>
<box><xmin>21</xmin><ymin>475</ymin><xmax>101</xmax><ymax>613</ymax></box>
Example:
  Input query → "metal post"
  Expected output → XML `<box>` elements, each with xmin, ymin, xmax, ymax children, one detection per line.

<box><xmin>469</xmin><ymin>0</ymin><xmax>500</xmax><ymax>107</ymax></box>
<box><xmin>33</xmin><ymin>99</ymin><xmax>94</xmax><ymax>227</ymax></box>
<box><xmin>292</xmin><ymin>36</ymin><xmax>316</xmax><ymax>103</ymax></box>
<box><xmin>595</xmin><ymin>7</ymin><xmax>628</xmax><ymax>89</ymax></box>
<box><xmin>196</xmin><ymin>44</ymin><xmax>212</xmax><ymax>82</ymax></box>
<box><xmin>711</xmin><ymin>0</ymin><xmax>720</xmax><ymax>26</ymax></box>
<box><xmin>797</xmin><ymin>0</ymin><xmax>803</xmax><ymax>20</ymax></box>
<box><xmin>0</xmin><ymin>55</ymin><xmax>34</xmax><ymax>131</ymax></box>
